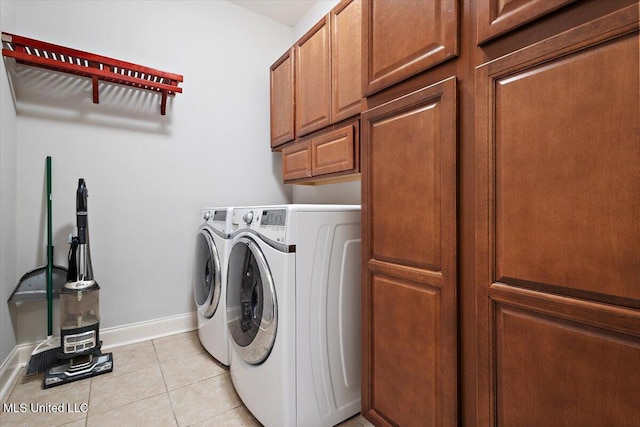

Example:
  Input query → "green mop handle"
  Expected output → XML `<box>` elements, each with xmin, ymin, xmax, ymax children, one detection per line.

<box><xmin>46</xmin><ymin>156</ymin><xmax>53</xmax><ymax>337</ymax></box>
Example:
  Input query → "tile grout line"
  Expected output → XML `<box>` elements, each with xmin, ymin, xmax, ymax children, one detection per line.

<box><xmin>83</xmin><ymin>375</ymin><xmax>92</xmax><ymax>427</ymax></box>
<box><xmin>84</xmin><ymin>340</ymin><xmax>167</xmax><ymax>421</ymax></box>
<box><xmin>4</xmin><ymin>332</ymin><xmax>254</xmax><ymax>427</ymax></box>
<box><xmin>151</xmin><ymin>337</ymin><xmax>180</xmax><ymax>427</ymax></box>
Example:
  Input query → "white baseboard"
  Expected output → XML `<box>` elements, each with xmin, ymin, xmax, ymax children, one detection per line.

<box><xmin>100</xmin><ymin>311</ymin><xmax>197</xmax><ymax>350</ymax></box>
<box><xmin>0</xmin><ymin>311</ymin><xmax>197</xmax><ymax>401</ymax></box>
<box><xmin>0</xmin><ymin>345</ymin><xmax>24</xmax><ymax>402</ymax></box>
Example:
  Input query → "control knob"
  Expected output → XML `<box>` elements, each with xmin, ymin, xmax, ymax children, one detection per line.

<box><xmin>242</xmin><ymin>211</ymin><xmax>254</xmax><ymax>225</ymax></box>
<box><xmin>203</xmin><ymin>211</ymin><xmax>211</xmax><ymax>221</ymax></box>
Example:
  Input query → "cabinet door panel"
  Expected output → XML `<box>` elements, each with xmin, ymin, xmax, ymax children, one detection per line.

<box><xmin>296</xmin><ymin>16</ymin><xmax>331</xmax><ymax>137</ymax></box>
<box><xmin>312</xmin><ymin>124</ymin><xmax>356</xmax><ymax>177</ymax></box>
<box><xmin>363</xmin><ymin>0</ymin><xmax>458</xmax><ymax>96</ymax></box>
<box><xmin>370</xmin><ymin>273</ymin><xmax>441</xmax><ymax>427</ymax></box>
<box><xmin>370</xmin><ymin>100</ymin><xmax>441</xmax><ymax>270</ymax></box>
<box><xmin>362</xmin><ymin>77</ymin><xmax>457</xmax><ymax>426</ymax></box>
<box><xmin>493</xmin><ymin>294</ymin><xmax>640</xmax><ymax>426</ymax></box>
<box><xmin>282</xmin><ymin>141</ymin><xmax>312</xmax><ymax>181</ymax></box>
<box><xmin>332</xmin><ymin>0</ymin><xmax>362</xmax><ymax>123</ymax></box>
<box><xmin>493</xmin><ymin>32</ymin><xmax>640</xmax><ymax>304</ymax></box>
<box><xmin>477</xmin><ymin>0</ymin><xmax>576</xmax><ymax>43</ymax></box>
<box><xmin>270</xmin><ymin>48</ymin><xmax>295</xmax><ymax>148</ymax></box>
<box><xmin>476</xmin><ymin>7</ymin><xmax>640</xmax><ymax>425</ymax></box>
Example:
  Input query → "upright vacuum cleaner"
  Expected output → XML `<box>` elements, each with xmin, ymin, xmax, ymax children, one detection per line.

<box><xmin>44</xmin><ymin>179</ymin><xmax>113</xmax><ymax>388</ymax></box>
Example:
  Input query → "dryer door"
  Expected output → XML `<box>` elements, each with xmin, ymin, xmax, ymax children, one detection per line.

<box><xmin>227</xmin><ymin>236</ymin><xmax>277</xmax><ymax>365</ymax></box>
<box><xmin>195</xmin><ymin>228</ymin><xmax>222</xmax><ymax>318</ymax></box>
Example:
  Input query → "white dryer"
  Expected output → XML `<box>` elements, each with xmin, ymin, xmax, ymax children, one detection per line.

<box><xmin>195</xmin><ymin>207</ymin><xmax>233</xmax><ymax>365</ymax></box>
<box><xmin>226</xmin><ymin>205</ymin><xmax>361</xmax><ymax>427</ymax></box>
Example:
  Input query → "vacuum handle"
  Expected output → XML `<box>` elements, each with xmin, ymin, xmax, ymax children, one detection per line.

<box><xmin>76</xmin><ymin>179</ymin><xmax>88</xmax><ymax>244</ymax></box>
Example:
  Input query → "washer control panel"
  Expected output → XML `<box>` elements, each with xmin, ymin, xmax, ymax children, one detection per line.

<box><xmin>201</xmin><ymin>208</ymin><xmax>230</xmax><ymax>235</ymax></box>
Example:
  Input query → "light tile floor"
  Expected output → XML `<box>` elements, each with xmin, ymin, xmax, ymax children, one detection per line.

<box><xmin>1</xmin><ymin>331</ymin><xmax>374</xmax><ymax>427</ymax></box>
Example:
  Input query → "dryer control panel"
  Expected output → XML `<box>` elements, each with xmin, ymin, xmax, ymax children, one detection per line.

<box><xmin>260</xmin><ymin>209</ymin><xmax>286</xmax><ymax>227</ymax></box>
<box><xmin>232</xmin><ymin>207</ymin><xmax>288</xmax><ymax>246</ymax></box>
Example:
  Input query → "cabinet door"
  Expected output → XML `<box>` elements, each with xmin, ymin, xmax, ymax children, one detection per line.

<box><xmin>270</xmin><ymin>48</ymin><xmax>295</xmax><ymax>148</ymax></box>
<box><xmin>363</xmin><ymin>0</ymin><xmax>458</xmax><ymax>96</ymax></box>
<box><xmin>475</xmin><ymin>7</ymin><xmax>640</xmax><ymax>426</ymax></box>
<box><xmin>361</xmin><ymin>77</ymin><xmax>457</xmax><ymax>427</ymax></box>
<box><xmin>282</xmin><ymin>141</ymin><xmax>312</xmax><ymax>181</ymax></box>
<box><xmin>331</xmin><ymin>0</ymin><xmax>362</xmax><ymax>123</ymax></box>
<box><xmin>477</xmin><ymin>0</ymin><xmax>576</xmax><ymax>44</ymax></box>
<box><xmin>311</xmin><ymin>123</ymin><xmax>357</xmax><ymax>177</ymax></box>
<box><xmin>296</xmin><ymin>15</ymin><xmax>331</xmax><ymax>137</ymax></box>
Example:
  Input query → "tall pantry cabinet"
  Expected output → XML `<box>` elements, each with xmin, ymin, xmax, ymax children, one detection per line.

<box><xmin>359</xmin><ymin>1</ymin><xmax>640</xmax><ymax>426</ymax></box>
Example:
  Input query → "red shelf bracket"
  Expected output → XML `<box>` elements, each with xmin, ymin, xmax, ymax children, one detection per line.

<box><xmin>1</xmin><ymin>32</ymin><xmax>183</xmax><ymax>116</ymax></box>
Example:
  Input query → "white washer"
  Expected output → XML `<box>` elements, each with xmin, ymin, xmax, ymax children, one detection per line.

<box><xmin>226</xmin><ymin>205</ymin><xmax>361</xmax><ymax>427</ymax></box>
<box><xmin>195</xmin><ymin>207</ymin><xmax>233</xmax><ymax>365</ymax></box>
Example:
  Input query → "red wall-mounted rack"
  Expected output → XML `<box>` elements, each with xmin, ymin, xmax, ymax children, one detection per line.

<box><xmin>1</xmin><ymin>32</ymin><xmax>183</xmax><ymax>115</ymax></box>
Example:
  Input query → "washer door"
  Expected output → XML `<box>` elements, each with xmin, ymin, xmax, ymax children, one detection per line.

<box><xmin>195</xmin><ymin>228</ymin><xmax>221</xmax><ymax>318</ymax></box>
<box><xmin>227</xmin><ymin>236</ymin><xmax>277</xmax><ymax>365</ymax></box>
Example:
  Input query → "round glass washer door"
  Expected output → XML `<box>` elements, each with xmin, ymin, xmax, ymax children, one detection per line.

<box><xmin>195</xmin><ymin>228</ymin><xmax>221</xmax><ymax>318</ymax></box>
<box><xmin>226</xmin><ymin>236</ymin><xmax>277</xmax><ymax>365</ymax></box>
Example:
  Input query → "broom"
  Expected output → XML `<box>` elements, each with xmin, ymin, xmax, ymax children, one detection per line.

<box><xmin>26</xmin><ymin>156</ymin><xmax>61</xmax><ymax>375</ymax></box>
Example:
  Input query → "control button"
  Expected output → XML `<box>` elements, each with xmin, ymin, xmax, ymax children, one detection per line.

<box><xmin>203</xmin><ymin>211</ymin><xmax>211</xmax><ymax>221</ymax></box>
<box><xmin>242</xmin><ymin>211</ymin><xmax>254</xmax><ymax>225</ymax></box>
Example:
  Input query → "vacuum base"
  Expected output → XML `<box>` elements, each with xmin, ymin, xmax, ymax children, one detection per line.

<box><xmin>44</xmin><ymin>352</ymin><xmax>113</xmax><ymax>389</ymax></box>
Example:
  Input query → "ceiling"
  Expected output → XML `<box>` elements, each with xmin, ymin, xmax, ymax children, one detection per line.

<box><xmin>227</xmin><ymin>0</ymin><xmax>318</xmax><ymax>27</ymax></box>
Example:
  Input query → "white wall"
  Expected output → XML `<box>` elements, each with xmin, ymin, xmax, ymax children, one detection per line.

<box><xmin>294</xmin><ymin>0</ymin><xmax>341</xmax><ymax>38</ymax></box>
<box><xmin>290</xmin><ymin>0</ymin><xmax>361</xmax><ymax>205</ymax></box>
<box><xmin>0</xmin><ymin>0</ymin><xmax>18</xmax><ymax>370</ymax></box>
<box><xmin>8</xmin><ymin>0</ymin><xmax>294</xmax><ymax>344</ymax></box>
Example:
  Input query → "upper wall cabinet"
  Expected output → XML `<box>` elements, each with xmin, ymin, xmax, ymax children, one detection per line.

<box><xmin>270</xmin><ymin>48</ymin><xmax>295</xmax><ymax>149</ymax></box>
<box><xmin>295</xmin><ymin>16</ymin><xmax>332</xmax><ymax>137</ymax></box>
<box><xmin>332</xmin><ymin>0</ymin><xmax>363</xmax><ymax>123</ymax></box>
<box><xmin>362</xmin><ymin>0</ymin><xmax>458</xmax><ymax>96</ymax></box>
<box><xmin>476</xmin><ymin>0</ymin><xmax>577</xmax><ymax>43</ymax></box>
<box><xmin>271</xmin><ymin>0</ymin><xmax>362</xmax><ymax>149</ymax></box>
<box><xmin>282</xmin><ymin>119</ymin><xmax>359</xmax><ymax>183</ymax></box>
<box><xmin>295</xmin><ymin>0</ymin><xmax>363</xmax><ymax>138</ymax></box>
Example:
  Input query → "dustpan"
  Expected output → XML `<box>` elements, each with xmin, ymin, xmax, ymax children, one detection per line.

<box><xmin>7</xmin><ymin>156</ymin><xmax>67</xmax><ymax>303</ymax></box>
<box><xmin>7</xmin><ymin>266</ymin><xmax>67</xmax><ymax>303</ymax></box>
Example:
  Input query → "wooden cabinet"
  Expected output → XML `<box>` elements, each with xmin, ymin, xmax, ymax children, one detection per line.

<box><xmin>362</xmin><ymin>0</ymin><xmax>458</xmax><ymax>96</ymax></box>
<box><xmin>270</xmin><ymin>48</ymin><xmax>295</xmax><ymax>148</ymax></box>
<box><xmin>281</xmin><ymin>141</ymin><xmax>311</xmax><ymax>181</ymax></box>
<box><xmin>331</xmin><ymin>0</ymin><xmax>362</xmax><ymax>123</ymax></box>
<box><xmin>272</xmin><ymin>0</ymin><xmax>362</xmax><ymax>183</ymax></box>
<box><xmin>282</xmin><ymin>121</ymin><xmax>359</xmax><ymax>183</ymax></box>
<box><xmin>475</xmin><ymin>6</ymin><xmax>640</xmax><ymax>425</ymax></box>
<box><xmin>360</xmin><ymin>1</ymin><xmax>639</xmax><ymax>426</ymax></box>
<box><xmin>295</xmin><ymin>0</ymin><xmax>363</xmax><ymax>138</ymax></box>
<box><xmin>312</xmin><ymin>124</ymin><xmax>356</xmax><ymax>176</ymax></box>
<box><xmin>295</xmin><ymin>16</ymin><xmax>331</xmax><ymax>137</ymax></box>
<box><xmin>361</xmin><ymin>78</ymin><xmax>458</xmax><ymax>427</ymax></box>
<box><xmin>476</xmin><ymin>0</ymin><xmax>576</xmax><ymax>43</ymax></box>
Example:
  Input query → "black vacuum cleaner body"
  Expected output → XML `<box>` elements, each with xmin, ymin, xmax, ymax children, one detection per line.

<box><xmin>44</xmin><ymin>179</ymin><xmax>113</xmax><ymax>388</ymax></box>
